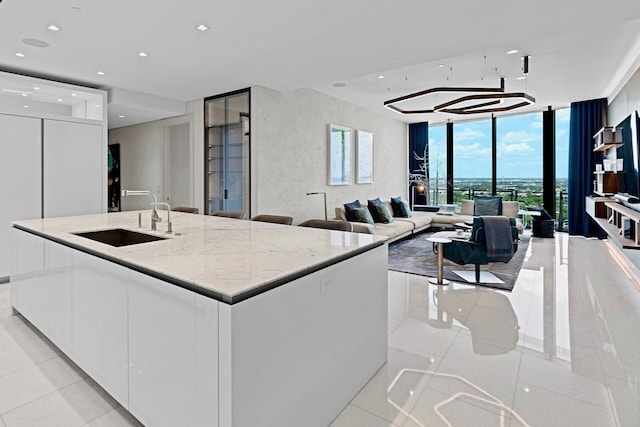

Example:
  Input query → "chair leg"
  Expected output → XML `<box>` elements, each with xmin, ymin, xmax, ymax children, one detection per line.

<box><xmin>475</xmin><ymin>264</ymin><xmax>480</xmax><ymax>283</ymax></box>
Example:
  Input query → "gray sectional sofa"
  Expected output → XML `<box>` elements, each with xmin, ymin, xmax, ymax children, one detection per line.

<box><xmin>334</xmin><ymin>199</ymin><xmax>522</xmax><ymax>243</ymax></box>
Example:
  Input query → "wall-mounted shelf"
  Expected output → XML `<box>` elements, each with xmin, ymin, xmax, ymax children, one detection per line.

<box><xmin>592</xmin><ymin>127</ymin><xmax>622</xmax><ymax>195</ymax></box>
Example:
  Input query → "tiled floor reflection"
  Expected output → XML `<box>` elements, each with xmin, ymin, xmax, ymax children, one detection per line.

<box><xmin>332</xmin><ymin>233</ymin><xmax>640</xmax><ymax>427</ymax></box>
<box><xmin>1</xmin><ymin>233</ymin><xmax>639</xmax><ymax>426</ymax></box>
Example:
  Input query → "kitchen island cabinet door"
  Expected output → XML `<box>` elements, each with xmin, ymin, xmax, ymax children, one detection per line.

<box><xmin>72</xmin><ymin>251</ymin><xmax>129</xmax><ymax>407</ymax></box>
<box><xmin>128</xmin><ymin>271</ymin><xmax>219</xmax><ymax>427</ymax></box>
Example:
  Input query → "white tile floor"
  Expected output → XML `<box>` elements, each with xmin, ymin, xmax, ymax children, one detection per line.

<box><xmin>1</xmin><ymin>233</ymin><xmax>639</xmax><ymax>426</ymax></box>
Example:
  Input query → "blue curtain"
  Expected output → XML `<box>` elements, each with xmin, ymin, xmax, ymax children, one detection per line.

<box><xmin>568</xmin><ymin>98</ymin><xmax>607</xmax><ymax>236</ymax></box>
<box><xmin>409</xmin><ymin>122</ymin><xmax>428</xmax><ymax>206</ymax></box>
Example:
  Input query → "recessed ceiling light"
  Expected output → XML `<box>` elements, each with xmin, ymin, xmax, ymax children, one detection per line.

<box><xmin>57</xmin><ymin>98</ymin><xmax>63</xmax><ymax>102</ymax></box>
<box><xmin>196</xmin><ymin>24</ymin><xmax>209</xmax><ymax>31</ymax></box>
<box><xmin>97</xmin><ymin>71</ymin><xmax>105</xmax><ymax>76</ymax></box>
<box><xmin>23</xmin><ymin>105</ymin><xmax>29</xmax><ymax>109</ymax></box>
<box><xmin>377</xmin><ymin>75</ymin><xmax>385</xmax><ymax>79</ymax></box>
<box><xmin>21</xmin><ymin>93</ymin><xmax>27</xmax><ymax>97</ymax></box>
<box><xmin>71</xmin><ymin>93</ymin><xmax>77</xmax><ymax>97</ymax></box>
<box><xmin>34</xmin><ymin>87</ymin><xmax>39</xmax><ymax>90</ymax></box>
<box><xmin>15</xmin><ymin>52</ymin><xmax>25</xmax><ymax>57</ymax></box>
<box><xmin>48</xmin><ymin>25</ymin><xmax>60</xmax><ymax>32</ymax></box>
<box><xmin>507</xmin><ymin>49</ymin><xmax>518</xmax><ymax>55</ymax></box>
<box><xmin>137</xmin><ymin>51</ymin><xmax>148</xmax><ymax>57</ymax></box>
<box><xmin>438</xmin><ymin>64</ymin><xmax>444</xmax><ymax>68</ymax></box>
<box><xmin>516</xmin><ymin>76</ymin><xmax>526</xmax><ymax>80</ymax></box>
<box><xmin>22</xmin><ymin>38</ymin><xmax>49</xmax><ymax>48</ymax></box>
<box><xmin>333</xmin><ymin>82</ymin><xmax>346</xmax><ymax>88</ymax></box>
<box><xmin>118</xmin><ymin>115</ymin><xmax>125</xmax><ymax>118</ymax></box>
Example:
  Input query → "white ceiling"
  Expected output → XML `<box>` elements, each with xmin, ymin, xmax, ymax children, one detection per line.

<box><xmin>1</xmin><ymin>0</ymin><xmax>640</xmax><ymax>127</ymax></box>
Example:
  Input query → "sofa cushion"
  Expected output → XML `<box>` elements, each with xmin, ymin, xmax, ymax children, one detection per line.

<box><xmin>474</xmin><ymin>195</ymin><xmax>503</xmax><ymax>216</ymax></box>
<box><xmin>343</xmin><ymin>200</ymin><xmax>362</xmax><ymax>221</ymax></box>
<box><xmin>351</xmin><ymin>206</ymin><xmax>374</xmax><ymax>225</ymax></box>
<box><xmin>395</xmin><ymin>212</ymin><xmax>432</xmax><ymax>229</ymax></box>
<box><xmin>371</xmin><ymin>221</ymin><xmax>414</xmax><ymax>239</ymax></box>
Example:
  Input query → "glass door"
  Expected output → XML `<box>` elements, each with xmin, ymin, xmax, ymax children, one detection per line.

<box><xmin>205</xmin><ymin>89</ymin><xmax>250</xmax><ymax>215</ymax></box>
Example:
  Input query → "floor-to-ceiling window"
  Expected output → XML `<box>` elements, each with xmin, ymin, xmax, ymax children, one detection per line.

<box><xmin>496</xmin><ymin>112</ymin><xmax>543</xmax><ymax>205</ymax></box>
<box><xmin>555</xmin><ymin>108</ymin><xmax>570</xmax><ymax>230</ymax></box>
<box><xmin>453</xmin><ymin>119</ymin><xmax>492</xmax><ymax>203</ymax></box>
<box><xmin>428</xmin><ymin>124</ymin><xmax>447</xmax><ymax>205</ymax></box>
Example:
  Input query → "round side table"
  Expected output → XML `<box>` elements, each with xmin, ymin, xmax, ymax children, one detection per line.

<box><xmin>426</xmin><ymin>236</ymin><xmax>451</xmax><ymax>285</ymax></box>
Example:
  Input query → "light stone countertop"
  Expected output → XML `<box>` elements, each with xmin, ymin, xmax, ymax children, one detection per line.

<box><xmin>13</xmin><ymin>211</ymin><xmax>386</xmax><ymax>304</ymax></box>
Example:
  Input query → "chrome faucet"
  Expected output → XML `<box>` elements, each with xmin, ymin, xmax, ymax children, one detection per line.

<box><xmin>121</xmin><ymin>190</ymin><xmax>162</xmax><ymax>231</ymax></box>
<box><xmin>155</xmin><ymin>202</ymin><xmax>172</xmax><ymax>234</ymax></box>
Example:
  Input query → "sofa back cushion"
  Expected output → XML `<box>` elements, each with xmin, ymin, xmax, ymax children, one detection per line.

<box><xmin>460</xmin><ymin>200</ymin><xmax>474</xmax><ymax>216</ymax></box>
<box><xmin>502</xmin><ymin>201</ymin><xmax>519</xmax><ymax>218</ymax></box>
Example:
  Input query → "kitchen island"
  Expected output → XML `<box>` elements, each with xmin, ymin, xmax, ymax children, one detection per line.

<box><xmin>10</xmin><ymin>211</ymin><xmax>388</xmax><ymax>427</ymax></box>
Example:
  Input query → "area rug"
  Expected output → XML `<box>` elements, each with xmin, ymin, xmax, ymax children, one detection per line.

<box><xmin>387</xmin><ymin>231</ymin><xmax>530</xmax><ymax>291</ymax></box>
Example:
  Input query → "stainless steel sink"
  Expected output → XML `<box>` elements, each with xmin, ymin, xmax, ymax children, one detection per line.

<box><xmin>73</xmin><ymin>228</ymin><xmax>167</xmax><ymax>247</ymax></box>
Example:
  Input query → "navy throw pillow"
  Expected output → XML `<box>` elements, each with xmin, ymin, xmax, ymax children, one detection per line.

<box><xmin>367</xmin><ymin>198</ymin><xmax>384</xmax><ymax>222</ymax></box>
<box><xmin>375</xmin><ymin>203</ymin><xmax>394</xmax><ymax>224</ymax></box>
<box><xmin>343</xmin><ymin>200</ymin><xmax>362</xmax><ymax>221</ymax></box>
<box><xmin>390</xmin><ymin>197</ymin><xmax>412</xmax><ymax>218</ymax></box>
<box><xmin>390</xmin><ymin>196</ymin><xmax>404</xmax><ymax>217</ymax></box>
<box><xmin>352</xmin><ymin>207</ymin><xmax>374</xmax><ymax>225</ymax></box>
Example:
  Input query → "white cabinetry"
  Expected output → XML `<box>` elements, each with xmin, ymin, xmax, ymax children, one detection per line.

<box><xmin>43</xmin><ymin>120</ymin><xmax>104</xmax><ymax>217</ymax></box>
<box><xmin>72</xmin><ymin>251</ymin><xmax>129</xmax><ymax>407</ymax></box>
<box><xmin>128</xmin><ymin>272</ymin><xmax>218</xmax><ymax>427</ymax></box>
<box><xmin>0</xmin><ymin>115</ymin><xmax>42</xmax><ymax>279</ymax></box>
<box><xmin>11</xmin><ymin>230</ymin><xmax>73</xmax><ymax>355</ymax></box>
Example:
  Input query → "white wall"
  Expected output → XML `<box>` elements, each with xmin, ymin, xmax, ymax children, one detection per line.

<box><xmin>251</xmin><ymin>86</ymin><xmax>408</xmax><ymax>223</ymax></box>
<box><xmin>108</xmin><ymin>101</ymin><xmax>203</xmax><ymax>213</ymax></box>
<box><xmin>109</xmin><ymin>121</ymin><xmax>162</xmax><ymax>211</ymax></box>
<box><xmin>609</xmin><ymin>67</ymin><xmax>640</xmax><ymax>126</ymax></box>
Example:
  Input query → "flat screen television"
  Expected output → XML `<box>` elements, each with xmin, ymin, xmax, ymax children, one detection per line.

<box><xmin>615</xmin><ymin>110</ymin><xmax>640</xmax><ymax>197</ymax></box>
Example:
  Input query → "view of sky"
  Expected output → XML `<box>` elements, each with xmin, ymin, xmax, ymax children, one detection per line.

<box><xmin>425</xmin><ymin>108</ymin><xmax>570</xmax><ymax>179</ymax></box>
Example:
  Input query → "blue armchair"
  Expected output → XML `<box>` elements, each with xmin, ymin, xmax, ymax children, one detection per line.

<box><xmin>442</xmin><ymin>216</ymin><xmax>519</xmax><ymax>284</ymax></box>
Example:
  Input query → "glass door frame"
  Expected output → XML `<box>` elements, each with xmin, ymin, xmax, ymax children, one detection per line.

<box><xmin>204</xmin><ymin>88</ymin><xmax>251</xmax><ymax>215</ymax></box>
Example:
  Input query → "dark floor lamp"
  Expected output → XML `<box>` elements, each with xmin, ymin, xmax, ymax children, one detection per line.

<box><xmin>306</xmin><ymin>192</ymin><xmax>327</xmax><ymax>220</ymax></box>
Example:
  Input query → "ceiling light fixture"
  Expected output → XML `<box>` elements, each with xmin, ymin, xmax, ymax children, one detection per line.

<box><xmin>196</xmin><ymin>24</ymin><xmax>209</xmax><ymax>31</ymax></box>
<box><xmin>48</xmin><ymin>25</ymin><xmax>60</xmax><ymax>32</ymax></box>
<box><xmin>21</xmin><ymin>93</ymin><xmax>27</xmax><ymax>97</ymax></box>
<box><xmin>97</xmin><ymin>71</ymin><xmax>105</xmax><ymax>75</ymax></box>
<box><xmin>118</xmin><ymin>115</ymin><xmax>125</xmax><ymax>118</ymax></box>
<box><xmin>438</xmin><ymin>64</ymin><xmax>444</xmax><ymax>68</ymax></box>
<box><xmin>15</xmin><ymin>52</ymin><xmax>25</xmax><ymax>57</ymax></box>
<box><xmin>71</xmin><ymin>93</ymin><xmax>77</xmax><ymax>97</ymax></box>
<box><xmin>23</xmin><ymin>105</ymin><xmax>29</xmax><ymax>109</ymax></box>
<box><xmin>57</xmin><ymin>98</ymin><xmax>63</xmax><ymax>102</ymax></box>
<box><xmin>377</xmin><ymin>75</ymin><xmax>385</xmax><ymax>79</ymax></box>
<box><xmin>507</xmin><ymin>49</ymin><xmax>518</xmax><ymax>55</ymax></box>
<box><xmin>34</xmin><ymin>87</ymin><xmax>39</xmax><ymax>90</ymax></box>
<box><xmin>384</xmin><ymin>55</ymin><xmax>535</xmax><ymax>115</ymax></box>
<box><xmin>138</xmin><ymin>51</ymin><xmax>148</xmax><ymax>57</ymax></box>
<box><xmin>516</xmin><ymin>76</ymin><xmax>526</xmax><ymax>80</ymax></box>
